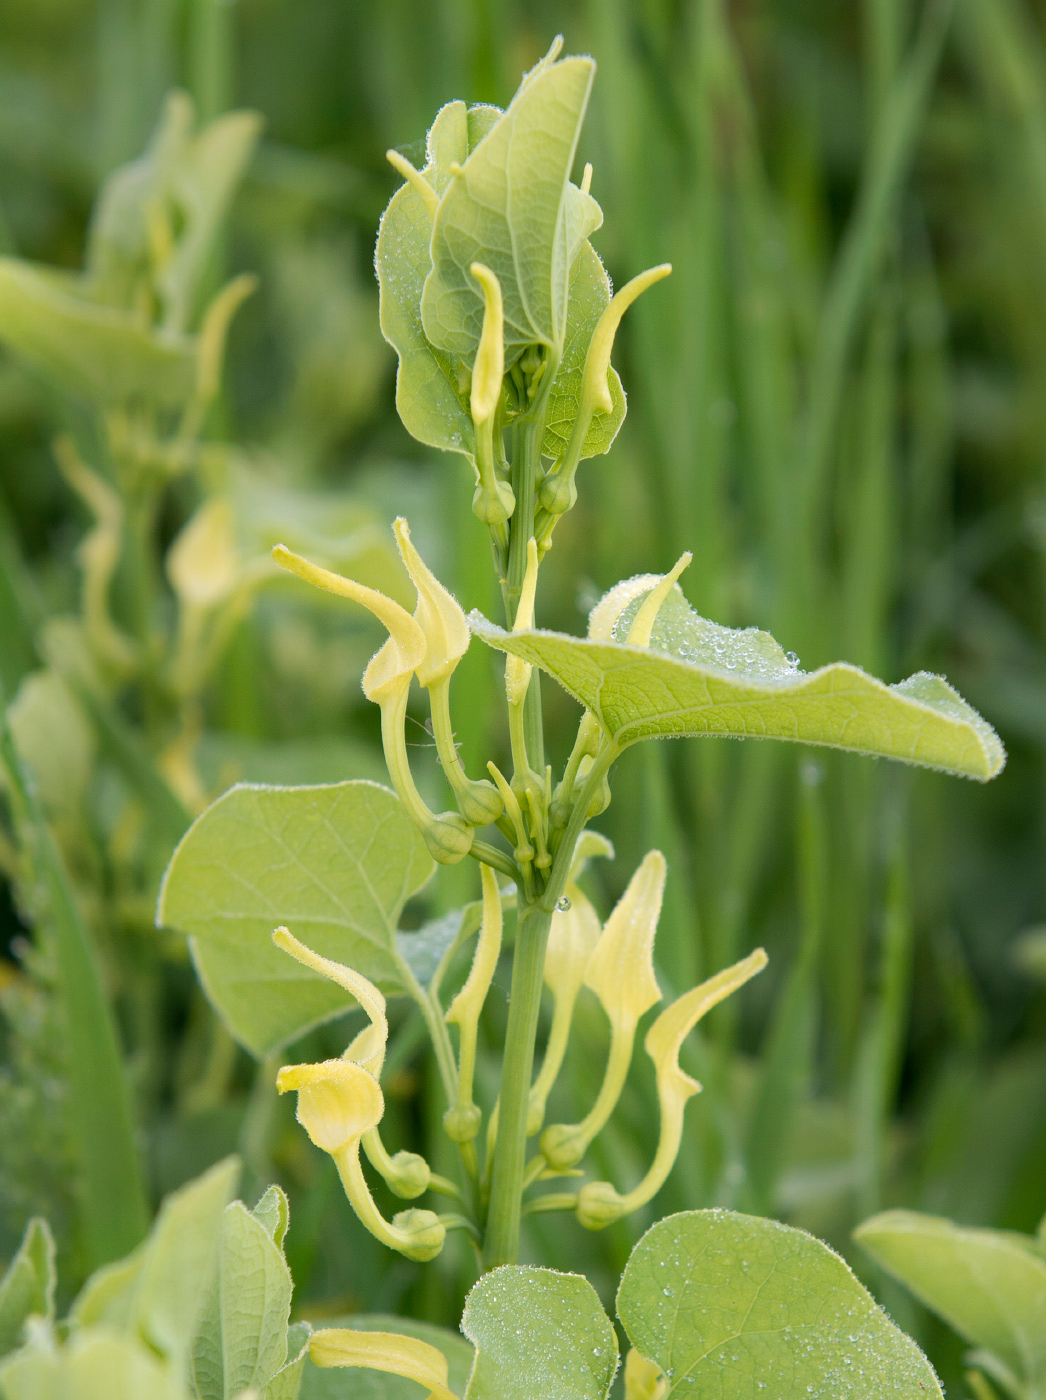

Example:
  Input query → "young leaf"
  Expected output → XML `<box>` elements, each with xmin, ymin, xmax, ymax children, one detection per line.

<box><xmin>0</xmin><ymin>1327</ymin><xmax>187</xmax><ymax>1400</ymax></box>
<box><xmin>0</xmin><ymin>259</ymin><xmax>197</xmax><ymax>406</ymax></box>
<box><xmin>617</xmin><ymin>1210</ymin><xmax>943</xmax><ymax>1400</ymax></box>
<box><xmin>0</xmin><ymin>1219</ymin><xmax>55</xmax><ymax>1357</ymax></box>
<box><xmin>421</xmin><ymin>55</ymin><xmax>597</xmax><ymax>359</ymax></box>
<box><xmin>469</xmin><ymin>582</ymin><xmax>1005</xmax><ymax>780</ymax></box>
<box><xmin>856</xmin><ymin>1210</ymin><xmax>1046</xmax><ymax>1396</ymax></box>
<box><xmin>461</xmin><ymin>1266</ymin><xmax>618</xmax><ymax>1400</ymax></box>
<box><xmin>157</xmin><ymin>782</ymin><xmax>435</xmax><ymax>1056</ymax></box>
<box><xmin>376</xmin><ymin>102</ymin><xmax>475</xmax><ymax>462</ymax></box>
<box><xmin>71</xmin><ymin>1157</ymin><xmax>240</xmax><ymax>1371</ymax></box>
<box><xmin>542</xmin><ymin>241</ymin><xmax>626</xmax><ymax>465</ymax></box>
<box><xmin>191</xmin><ymin>1189</ymin><xmax>300</xmax><ymax>1400</ymax></box>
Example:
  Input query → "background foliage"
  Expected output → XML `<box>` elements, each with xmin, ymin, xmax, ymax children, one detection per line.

<box><xmin>0</xmin><ymin>0</ymin><xmax>1044</xmax><ymax>1393</ymax></box>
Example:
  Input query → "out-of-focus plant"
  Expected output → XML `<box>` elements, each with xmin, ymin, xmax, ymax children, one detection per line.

<box><xmin>0</xmin><ymin>91</ymin><xmax>403</xmax><ymax>1280</ymax></box>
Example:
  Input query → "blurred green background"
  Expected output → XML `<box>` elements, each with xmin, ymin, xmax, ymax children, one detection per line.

<box><xmin>1</xmin><ymin>0</ymin><xmax>1045</xmax><ymax>1391</ymax></box>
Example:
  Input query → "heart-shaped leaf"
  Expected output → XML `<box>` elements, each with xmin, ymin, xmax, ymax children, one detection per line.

<box><xmin>462</xmin><ymin>1266</ymin><xmax>617</xmax><ymax>1400</ymax></box>
<box><xmin>421</xmin><ymin>54</ymin><xmax>597</xmax><ymax>360</ymax></box>
<box><xmin>856</xmin><ymin>1210</ymin><xmax>1046</xmax><ymax>1397</ymax></box>
<box><xmin>617</xmin><ymin>1210</ymin><xmax>943</xmax><ymax>1400</ymax></box>
<box><xmin>156</xmin><ymin>782</ymin><xmax>435</xmax><ymax>1056</ymax></box>
<box><xmin>470</xmin><ymin>582</ymin><xmax>1004</xmax><ymax>780</ymax></box>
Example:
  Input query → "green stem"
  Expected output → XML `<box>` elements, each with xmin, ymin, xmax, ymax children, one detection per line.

<box><xmin>482</xmin><ymin>744</ymin><xmax>617</xmax><ymax>1266</ymax></box>
<box><xmin>483</xmin><ymin>898</ymin><xmax>553</xmax><ymax>1267</ymax></box>
<box><xmin>393</xmin><ymin>950</ymin><xmax>458</xmax><ymax>1109</ymax></box>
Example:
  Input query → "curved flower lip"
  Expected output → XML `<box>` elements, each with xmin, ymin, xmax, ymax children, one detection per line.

<box><xmin>273</xmin><ymin>926</ymin><xmax>388</xmax><ymax>1075</ymax></box>
<box><xmin>392</xmin><ymin>517</ymin><xmax>470</xmax><ymax>688</ymax></box>
<box><xmin>276</xmin><ymin>1058</ymin><xmax>384</xmax><ymax>1153</ymax></box>
<box><xmin>646</xmin><ymin>947</ymin><xmax>768</xmax><ymax>1089</ymax></box>
<box><xmin>271</xmin><ymin>542</ymin><xmax>424</xmax><ymax>703</ymax></box>
<box><xmin>584</xmin><ymin>849</ymin><xmax>665</xmax><ymax>1027</ymax></box>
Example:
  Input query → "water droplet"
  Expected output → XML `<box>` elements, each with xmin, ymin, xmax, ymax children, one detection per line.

<box><xmin>556</xmin><ymin>895</ymin><xmax>571</xmax><ymax>911</ymax></box>
<box><xmin>663</xmin><ymin>1286</ymin><xmax>675</xmax><ymax>1297</ymax></box>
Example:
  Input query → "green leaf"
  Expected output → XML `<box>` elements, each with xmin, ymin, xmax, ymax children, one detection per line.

<box><xmin>252</xmin><ymin>1186</ymin><xmax>290</xmax><ymax>1249</ymax></box>
<box><xmin>0</xmin><ymin>1219</ymin><xmax>55</xmax><ymax>1357</ymax></box>
<box><xmin>470</xmin><ymin>581</ymin><xmax>1005</xmax><ymax>781</ymax></box>
<box><xmin>375</xmin><ymin>101</ymin><xmax>475</xmax><ymax>462</ymax></box>
<box><xmin>0</xmin><ymin>259</ymin><xmax>197</xmax><ymax>406</ymax></box>
<box><xmin>72</xmin><ymin>1157</ymin><xmax>240</xmax><ymax>1371</ymax></box>
<box><xmin>0</xmin><ymin>1328</ymin><xmax>188</xmax><ymax>1400</ymax></box>
<box><xmin>617</xmin><ymin>1210</ymin><xmax>943</xmax><ymax>1400</ymax></box>
<box><xmin>542</xmin><ymin>241</ymin><xmax>625</xmax><ymax>466</ymax></box>
<box><xmin>461</xmin><ymin>1265</ymin><xmax>617</xmax><ymax>1400</ymax></box>
<box><xmin>421</xmin><ymin>54</ymin><xmax>597</xmax><ymax>359</ymax></box>
<box><xmin>156</xmin><ymin>782</ymin><xmax>435</xmax><ymax>1056</ymax></box>
<box><xmin>191</xmin><ymin>1189</ymin><xmax>298</xmax><ymax>1400</ymax></box>
<box><xmin>299</xmin><ymin>1316</ymin><xmax>472</xmax><ymax>1400</ymax></box>
<box><xmin>265</xmin><ymin>1324</ymin><xmax>310</xmax><ymax>1400</ymax></box>
<box><xmin>856</xmin><ymin>1210</ymin><xmax>1046</xmax><ymax>1396</ymax></box>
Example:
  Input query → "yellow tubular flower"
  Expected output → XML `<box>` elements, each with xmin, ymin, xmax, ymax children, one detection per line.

<box><xmin>271</xmin><ymin>543</ymin><xmax>472</xmax><ymax>863</ymax></box>
<box><xmin>505</xmin><ymin>538</ymin><xmax>539</xmax><ymax>705</ymax></box>
<box><xmin>541</xmin><ymin>851</ymin><xmax>665</xmax><ymax>1169</ymax></box>
<box><xmin>443</xmin><ymin>864</ymin><xmax>503</xmax><ymax>1142</ymax></box>
<box><xmin>527</xmin><ymin>883</ymin><xmax>602</xmax><ymax>1136</ymax></box>
<box><xmin>276</xmin><ymin>1052</ymin><xmax>444</xmax><ymax>1261</ymax></box>
<box><xmin>626</xmin><ymin>553</ymin><xmax>692</xmax><ymax>648</ymax></box>
<box><xmin>272</xmin><ymin>926</ymin><xmax>388</xmax><ymax>1074</ymax></box>
<box><xmin>539</xmin><ymin>264</ymin><xmax>672</xmax><ymax>517</ymax></box>
<box><xmin>468</xmin><ymin>262</ymin><xmax>514</xmax><ymax>528</ymax></box>
<box><xmin>392</xmin><ymin>518</ymin><xmax>502</xmax><ymax>826</ymax></box>
<box><xmin>310</xmin><ymin>1329</ymin><xmax>458</xmax><ymax>1400</ymax></box>
<box><xmin>576</xmin><ymin>948</ymin><xmax>768</xmax><ymax>1230</ymax></box>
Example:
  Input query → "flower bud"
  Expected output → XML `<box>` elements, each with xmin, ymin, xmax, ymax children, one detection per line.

<box><xmin>575</xmin><ymin>1179</ymin><xmax>627</xmax><ymax>1230</ymax></box>
<box><xmin>389</xmin><ymin>1208</ymin><xmax>447</xmax><ymax>1263</ymax></box>
<box><xmin>423</xmin><ymin>810</ymin><xmax>474</xmax><ymax>864</ymax></box>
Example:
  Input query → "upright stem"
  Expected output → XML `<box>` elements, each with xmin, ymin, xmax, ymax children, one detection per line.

<box><xmin>483</xmin><ymin>899</ymin><xmax>553</xmax><ymax>1267</ymax></box>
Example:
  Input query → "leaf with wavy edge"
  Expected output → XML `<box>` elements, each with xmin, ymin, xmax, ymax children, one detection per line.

<box><xmin>469</xmin><ymin>582</ymin><xmax>1005</xmax><ymax>780</ymax></box>
<box><xmin>421</xmin><ymin>55</ymin><xmax>597</xmax><ymax>359</ymax></box>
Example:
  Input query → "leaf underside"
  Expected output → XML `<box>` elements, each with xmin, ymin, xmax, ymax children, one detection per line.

<box><xmin>470</xmin><ymin>585</ymin><xmax>1004</xmax><ymax>781</ymax></box>
<box><xmin>156</xmin><ymin>781</ymin><xmax>435</xmax><ymax>1056</ymax></box>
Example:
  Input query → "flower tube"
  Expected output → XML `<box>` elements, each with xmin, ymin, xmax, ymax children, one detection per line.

<box><xmin>541</xmin><ymin>851</ymin><xmax>665</xmax><ymax>1169</ymax></box>
<box><xmin>575</xmin><ymin>947</ymin><xmax>768</xmax><ymax>1229</ymax></box>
